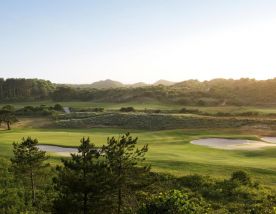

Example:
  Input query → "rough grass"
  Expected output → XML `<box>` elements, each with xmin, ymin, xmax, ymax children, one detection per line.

<box><xmin>1</xmin><ymin>128</ymin><xmax>276</xmax><ymax>186</ymax></box>
<box><xmin>0</xmin><ymin>100</ymin><xmax>182</xmax><ymax>110</ymax></box>
<box><xmin>55</xmin><ymin>112</ymin><xmax>276</xmax><ymax>130</ymax></box>
<box><xmin>1</xmin><ymin>100</ymin><xmax>276</xmax><ymax>114</ymax></box>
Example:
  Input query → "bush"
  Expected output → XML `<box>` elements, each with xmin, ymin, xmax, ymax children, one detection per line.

<box><xmin>138</xmin><ymin>189</ymin><xmax>210</xmax><ymax>214</ymax></box>
<box><xmin>237</xmin><ymin>111</ymin><xmax>259</xmax><ymax>117</ymax></box>
<box><xmin>2</xmin><ymin>105</ymin><xmax>15</xmax><ymax>111</ymax></box>
<box><xmin>53</xmin><ymin>104</ymin><xmax>63</xmax><ymax>111</ymax></box>
<box><xmin>15</xmin><ymin>105</ymin><xmax>55</xmax><ymax>116</ymax></box>
<box><xmin>230</xmin><ymin>170</ymin><xmax>252</xmax><ymax>185</ymax></box>
<box><xmin>179</xmin><ymin>108</ymin><xmax>201</xmax><ymax>114</ymax></box>
<box><xmin>120</xmin><ymin>107</ymin><xmax>135</xmax><ymax>112</ymax></box>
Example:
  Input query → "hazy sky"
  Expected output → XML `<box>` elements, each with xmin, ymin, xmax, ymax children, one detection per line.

<box><xmin>1</xmin><ymin>0</ymin><xmax>276</xmax><ymax>83</ymax></box>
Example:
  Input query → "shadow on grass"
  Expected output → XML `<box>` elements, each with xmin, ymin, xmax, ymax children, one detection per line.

<box><xmin>238</xmin><ymin>148</ymin><xmax>276</xmax><ymax>158</ymax></box>
<box><xmin>148</xmin><ymin>159</ymin><xmax>276</xmax><ymax>181</ymax></box>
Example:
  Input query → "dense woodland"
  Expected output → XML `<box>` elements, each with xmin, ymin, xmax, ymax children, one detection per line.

<box><xmin>1</xmin><ymin>78</ymin><xmax>276</xmax><ymax>106</ymax></box>
<box><xmin>0</xmin><ymin>78</ymin><xmax>54</xmax><ymax>101</ymax></box>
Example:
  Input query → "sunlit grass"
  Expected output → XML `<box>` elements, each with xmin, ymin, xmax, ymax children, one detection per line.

<box><xmin>1</xmin><ymin>127</ymin><xmax>276</xmax><ymax>186</ymax></box>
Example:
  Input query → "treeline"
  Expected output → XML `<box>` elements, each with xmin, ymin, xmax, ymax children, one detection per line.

<box><xmin>2</xmin><ymin>78</ymin><xmax>276</xmax><ymax>106</ymax></box>
<box><xmin>1</xmin><ymin>134</ymin><xmax>276</xmax><ymax>213</ymax></box>
<box><xmin>52</xmin><ymin>78</ymin><xmax>276</xmax><ymax>105</ymax></box>
<box><xmin>0</xmin><ymin>78</ymin><xmax>54</xmax><ymax>101</ymax></box>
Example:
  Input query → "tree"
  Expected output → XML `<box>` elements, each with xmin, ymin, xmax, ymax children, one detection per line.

<box><xmin>10</xmin><ymin>137</ymin><xmax>48</xmax><ymax>206</ymax></box>
<box><xmin>0</xmin><ymin>109</ymin><xmax>18</xmax><ymax>130</ymax></box>
<box><xmin>138</xmin><ymin>190</ymin><xmax>210</xmax><ymax>214</ymax></box>
<box><xmin>103</xmin><ymin>133</ymin><xmax>149</xmax><ymax>214</ymax></box>
<box><xmin>54</xmin><ymin>137</ymin><xmax>108</xmax><ymax>214</ymax></box>
<box><xmin>2</xmin><ymin>104</ymin><xmax>15</xmax><ymax>111</ymax></box>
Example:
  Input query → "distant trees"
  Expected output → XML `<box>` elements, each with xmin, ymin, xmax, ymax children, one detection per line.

<box><xmin>2</xmin><ymin>77</ymin><xmax>276</xmax><ymax>105</ymax></box>
<box><xmin>11</xmin><ymin>137</ymin><xmax>49</xmax><ymax>206</ymax></box>
<box><xmin>0</xmin><ymin>78</ymin><xmax>54</xmax><ymax>101</ymax></box>
<box><xmin>51</xmin><ymin>86</ymin><xmax>78</xmax><ymax>101</ymax></box>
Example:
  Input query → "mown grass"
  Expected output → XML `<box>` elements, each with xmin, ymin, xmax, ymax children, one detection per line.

<box><xmin>1</xmin><ymin>128</ymin><xmax>276</xmax><ymax>186</ymax></box>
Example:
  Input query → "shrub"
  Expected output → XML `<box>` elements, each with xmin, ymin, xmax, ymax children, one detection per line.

<box><xmin>179</xmin><ymin>108</ymin><xmax>201</xmax><ymax>114</ymax></box>
<box><xmin>120</xmin><ymin>107</ymin><xmax>135</xmax><ymax>112</ymax></box>
<box><xmin>230</xmin><ymin>170</ymin><xmax>252</xmax><ymax>185</ymax></box>
<box><xmin>138</xmin><ymin>189</ymin><xmax>210</xmax><ymax>214</ymax></box>
<box><xmin>53</xmin><ymin>104</ymin><xmax>63</xmax><ymax>111</ymax></box>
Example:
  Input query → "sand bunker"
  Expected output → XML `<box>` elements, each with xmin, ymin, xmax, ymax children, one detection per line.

<box><xmin>37</xmin><ymin>145</ymin><xmax>78</xmax><ymax>156</ymax></box>
<box><xmin>261</xmin><ymin>137</ymin><xmax>276</xmax><ymax>143</ymax></box>
<box><xmin>191</xmin><ymin>138</ymin><xmax>276</xmax><ymax>150</ymax></box>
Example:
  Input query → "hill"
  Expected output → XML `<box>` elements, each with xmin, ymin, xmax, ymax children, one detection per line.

<box><xmin>154</xmin><ymin>79</ymin><xmax>176</xmax><ymax>86</ymax></box>
<box><xmin>89</xmin><ymin>79</ymin><xmax>124</xmax><ymax>89</ymax></box>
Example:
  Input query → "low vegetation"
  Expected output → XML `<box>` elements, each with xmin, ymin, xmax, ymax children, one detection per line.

<box><xmin>55</xmin><ymin>112</ymin><xmax>276</xmax><ymax>130</ymax></box>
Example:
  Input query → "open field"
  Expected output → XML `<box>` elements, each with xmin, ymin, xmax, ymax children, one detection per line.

<box><xmin>1</xmin><ymin>127</ymin><xmax>276</xmax><ymax>186</ymax></box>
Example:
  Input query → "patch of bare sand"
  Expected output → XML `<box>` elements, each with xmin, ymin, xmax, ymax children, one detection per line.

<box><xmin>261</xmin><ymin>137</ymin><xmax>276</xmax><ymax>143</ymax></box>
<box><xmin>37</xmin><ymin>145</ymin><xmax>78</xmax><ymax>157</ymax></box>
<box><xmin>191</xmin><ymin>138</ymin><xmax>276</xmax><ymax>150</ymax></box>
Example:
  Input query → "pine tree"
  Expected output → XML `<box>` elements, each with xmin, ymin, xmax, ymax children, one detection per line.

<box><xmin>10</xmin><ymin>137</ymin><xmax>48</xmax><ymax>206</ymax></box>
<box><xmin>103</xmin><ymin>133</ymin><xmax>149</xmax><ymax>214</ymax></box>
<box><xmin>54</xmin><ymin>137</ymin><xmax>108</xmax><ymax>214</ymax></box>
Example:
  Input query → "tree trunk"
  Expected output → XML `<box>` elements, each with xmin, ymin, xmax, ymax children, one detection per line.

<box><xmin>30</xmin><ymin>170</ymin><xmax>36</xmax><ymax>205</ymax></box>
<box><xmin>83</xmin><ymin>192</ymin><xmax>88</xmax><ymax>214</ymax></box>
<box><xmin>7</xmin><ymin>121</ymin><xmax>10</xmax><ymax>130</ymax></box>
<box><xmin>117</xmin><ymin>159</ymin><xmax>122</xmax><ymax>214</ymax></box>
<box><xmin>117</xmin><ymin>187</ymin><xmax>122</xmax><ymax>214</ymax></box>
<box><xmin>83</xmin><ymin>150</ymin><xmax>88</xmax><ymax>214</ymax></box>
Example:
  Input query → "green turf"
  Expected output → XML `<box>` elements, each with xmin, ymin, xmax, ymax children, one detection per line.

<box><xmin>1</xmin><ymin>128</ymin><xmax>276</xmax><ymax>186</ymax></box>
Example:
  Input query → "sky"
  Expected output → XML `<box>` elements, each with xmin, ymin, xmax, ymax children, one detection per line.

<box><xmin>0</xmin><ymin>0</ymin><xmax>276</xmax><ymax>84</ymax></box>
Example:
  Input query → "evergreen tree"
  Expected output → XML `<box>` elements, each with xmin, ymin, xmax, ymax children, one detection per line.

<box><xmin>103</xmin><ymin>133</ymin><xmax>149</xmax><ymax>214</ymax></box>
<box><xmin>54</xmin><ymin>137</ymin><xmax>108</xmax><ymax>214</ymax></box>
<box><xmin>10</xmin><ymin>137</ymin><xmax>49</xmax><ymax>206</ymax></box>
<box><xmin>0</xmin><ymin>109</ymin><xmax>17</xmax><ymax>130</ymax></box>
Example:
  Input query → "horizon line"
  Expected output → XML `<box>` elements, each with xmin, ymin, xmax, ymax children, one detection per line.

<box><xmin>1</xmin><ymin>76</ymin><xmax>276</xmax><ymax>85</ymax></box>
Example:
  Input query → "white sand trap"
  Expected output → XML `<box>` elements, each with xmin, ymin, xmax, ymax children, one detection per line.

<box><xmin>191</xmin><ymin>138</ymin><xmax>276</xmax><ymax>150</ymax></box>
<box><xmin>37</xmin><ymin>145</ymin><xmax>78</xmax><ymax>157</ymax></box>
<box><xmin>261</xmin><ymin>137</ymin><xmax>276</xmax><ymax>143</ymax></box>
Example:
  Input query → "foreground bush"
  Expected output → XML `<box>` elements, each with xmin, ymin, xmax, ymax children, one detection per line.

<box><xmin>138</xmin><ymin>189</ymin><xmax>210</xmax><ymax>214</ymax></box>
